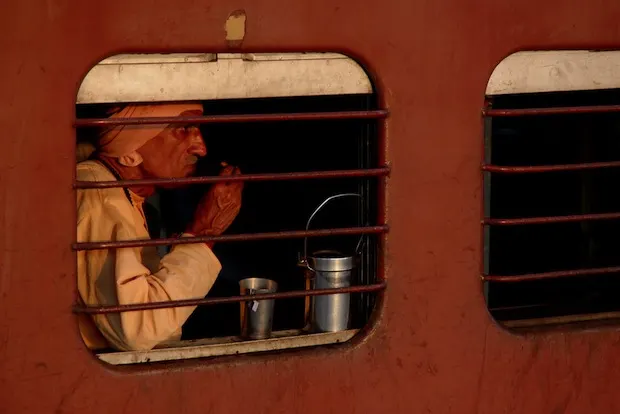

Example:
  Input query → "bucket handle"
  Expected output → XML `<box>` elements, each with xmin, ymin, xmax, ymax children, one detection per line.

<box><xmin>300</xmin><ymin>193</ymin><xmax>365</xmax><ymax>270</ymax></box>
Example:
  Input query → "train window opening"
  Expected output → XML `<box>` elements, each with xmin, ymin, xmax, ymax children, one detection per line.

<box><xmin>484</xmin><ymin>85</ymin><xmax>620</xmax><ymax>329</ymax></box>
<box><xmin>74</xmin><ymin>53</ymin><xmax>388</xmax><ymax>365</ymax></box>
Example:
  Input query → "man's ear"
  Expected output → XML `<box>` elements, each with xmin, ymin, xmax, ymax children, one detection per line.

<box><xmin>117</xmin><ymin>151</ymin><xmax>143</xmax><ymax>167</ymax></box>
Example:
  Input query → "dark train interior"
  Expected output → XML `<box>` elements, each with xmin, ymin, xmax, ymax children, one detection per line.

<box><xmin>485</xmin><ymin>88</ymin><xmax>620</xmax><ymax>326</ymax></box>
<box><xmin>76</xmin><ymin>93</ymin><xmax>380</xmax><ymax>342</ymax></box>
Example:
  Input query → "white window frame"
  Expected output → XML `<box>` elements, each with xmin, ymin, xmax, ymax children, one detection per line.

<box><xmin>483</xmin><ymin>49</ymin><xmax>620</xmax><ymax>328</ymax></box>
<box><xmin>486</xmin><ymin>50</ymin><xmax>620</xmax><ymax>96</ymax></box>
<box><xmin>77</xmin><ymin>52</ymin><xmax>373</xmax><ymax>104</ymax></box>
<box><xmin>77</xmin><ymin>52</ymin><xmax>377</xmax><ymax>364</ymax></box>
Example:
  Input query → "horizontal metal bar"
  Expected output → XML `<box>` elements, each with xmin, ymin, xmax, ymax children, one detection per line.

<box><xmin>74</xmin><ymin>110</ymin><xmax>390</xmax><ymax>127</ymax></box>
<box><xmin>73</xmin><ymin>225</ymin><xmax>389</xmax><ymax>251</ymax></box>
<box><xmin>483</xmin><ymin>105</ymin><xmax>620</xmax><ymax>117</ymax></box>
<box><xmin>488</xmin><ymin>303</ymin><xmax>549</xmax><ymax>311</ymax></box>
<box><xmin>483</xmin><ymin>212</ymin><xmax>620</xmax><ymax>226</ymax></box>
<box><xmin>482</xmin><ymin>160</ymin><xmax>620</xmax><ymax>174</ymax></box>
<box><xmin>501</xmin><ymin>311</ymin><xmax>620</xmax><ymax>329</ymax></box>
<box><xmin>73</xmin><ymin>281</ymin><xmax>387</xmax><ymax>314</ymax></box>
<box><xmin>483</xmin><ymin>265</ymin><xmax>620</xmax><ymax>282</ymax></box>
<box><xmin>75</xmin><ymin>167</ymin><xmax>390</xmax><ymax>189</ymax></box>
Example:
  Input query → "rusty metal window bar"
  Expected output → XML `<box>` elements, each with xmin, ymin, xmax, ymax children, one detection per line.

<box><xmin>483</xmin><ymin>88</ymin><xmax>620</xmax><ymax>329</ymax></box>
<box><xmin>73</xmin><ymin>93</ymin><xmax>389</xmax><ymax>363</ymax></box>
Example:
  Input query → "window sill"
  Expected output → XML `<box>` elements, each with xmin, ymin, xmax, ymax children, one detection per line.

<box><xmin>96</xmin><ymin>329</ymin><xmax>359</xmax><ymax>365</ymax></box>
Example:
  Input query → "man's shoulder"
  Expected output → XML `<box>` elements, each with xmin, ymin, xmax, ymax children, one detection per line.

<box><xmin>76</xmin><ymin>160</ymin><xmax>115</xmax><ymax>182</ymax></box>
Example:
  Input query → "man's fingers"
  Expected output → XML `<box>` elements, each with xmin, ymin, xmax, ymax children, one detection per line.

<box><xmin>219</xmin><ymin>165</ymin><xmax>235</xmax><ymax>176</ymax></box>
<box><xmin>211</xmin><ymin>164</ymin><xmax>244</xmax><ymax>194</ymax></box>
<box><xmin>234</xmin><ymin>167</ymin><xmax>243</xmax><ymax>190</ymax></box>
<box><xmin>220</xmin><ymin>166</ymin><xmax>243</xmax><ymax>190</ymax></box>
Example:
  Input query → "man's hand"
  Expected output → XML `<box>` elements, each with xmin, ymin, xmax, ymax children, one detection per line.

<box><xmin>187</xmin><ymin>163</ymin><xmax>243</xmax><ymax>246</ymax></box>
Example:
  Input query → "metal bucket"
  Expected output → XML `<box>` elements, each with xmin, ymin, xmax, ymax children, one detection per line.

<box><xmin>309</xmin><ymin>250</ymin><xmax>355</xmax><ymax>332</ymax></box>
<box><xmin>239</xmin><ymin>278</ymin><xmax>278</xmax><ymax>340</ymax></box>
<box><xmin>299</xmin><ymin>193</ymin><xmax>364</xmax><ymax>333</ymax></box>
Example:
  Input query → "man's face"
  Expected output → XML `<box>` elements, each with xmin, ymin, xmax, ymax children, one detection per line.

<box><xmin>136</xmin><ymin>109</ymin><xmax>207</xmax><ymax>179</ymax></box>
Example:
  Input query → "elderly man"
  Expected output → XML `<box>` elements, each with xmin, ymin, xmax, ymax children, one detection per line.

<box><xmin>76</xmin><ymin>103</ymin><xmax>243</xmax><ymax>352</ymax></box>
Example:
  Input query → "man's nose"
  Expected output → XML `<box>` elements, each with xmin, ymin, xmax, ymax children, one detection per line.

<box><xmin>188</xmin><ymin>128</ymin><xmax>207</xmax><ymax>157</ymax></box>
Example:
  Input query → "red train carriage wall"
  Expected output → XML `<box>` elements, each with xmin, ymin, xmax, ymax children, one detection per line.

<box><xmin>3</xmin><ymin>1</ymin><xmax>620</xmax><ymax>413</ymax></box>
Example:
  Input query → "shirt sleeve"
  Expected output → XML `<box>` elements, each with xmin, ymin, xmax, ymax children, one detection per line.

<box><xmin>77</xmin><ymin>177</ymin><xmax>222</xmax><ymax>351</ymax></box>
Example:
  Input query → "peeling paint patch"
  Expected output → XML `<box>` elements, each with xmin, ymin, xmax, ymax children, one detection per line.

<box><xmin>225</xmin><ymin>10</ymin><xmax>246</xmax><ymax>48</ymax></box>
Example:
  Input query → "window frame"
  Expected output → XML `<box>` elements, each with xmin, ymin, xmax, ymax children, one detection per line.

<box><xmin>483</xmin><ymin>49</ymin><xmax>620</xmax><ymax>330</ymax></box>
<box><xmin>74</xmin><ymin>52</ymin><xmax>389</xmax><ymax>365</ymax></box>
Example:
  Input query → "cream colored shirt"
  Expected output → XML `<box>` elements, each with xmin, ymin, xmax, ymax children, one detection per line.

<box><xmin>76</xmin><ymin>160</ymin><xmax>222</xmax><ymax>351</ymax></box>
